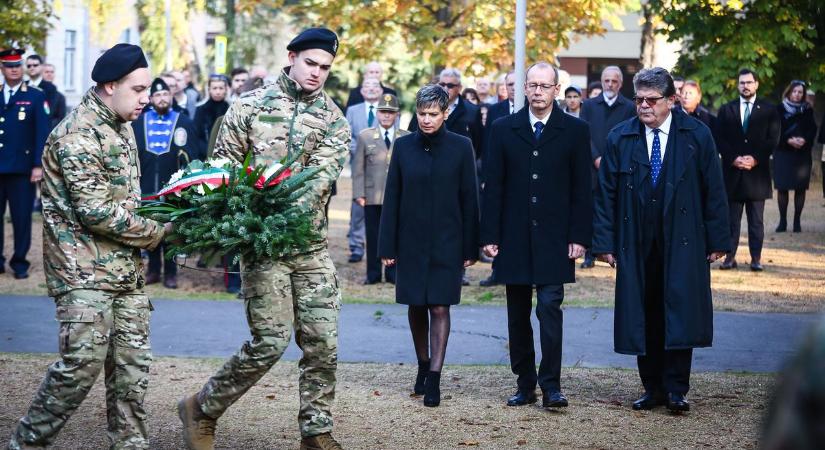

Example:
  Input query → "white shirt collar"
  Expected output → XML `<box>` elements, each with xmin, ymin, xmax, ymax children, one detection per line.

<box><xmin>603</xmin><ymin>92</ymin><xmax>617</xmax><ymax>106</ymax></box>
<box><xmin>528</xmin><ymin>108</ymin><xmax>551</xmax><ymax>129</ymax></box>
<box><xmin>740</xmin><ymin>95</ymin><xmax>756</xmax><ymax>105</ymax></box>
<box><xmin>380</xmin><ymin>125</ymin><xmax>395</xmax><ymax>141</ymax></box>
<box><xmin>644</xmin><ymin>112</ymin><xmax>672</xmax><ymax>136</ymax></box>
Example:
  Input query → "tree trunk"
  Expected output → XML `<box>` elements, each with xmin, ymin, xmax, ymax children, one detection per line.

<box><xmin>640</xmin><ymin>1</ymin><xmax>655</xmax><ymax>68</ymax></box>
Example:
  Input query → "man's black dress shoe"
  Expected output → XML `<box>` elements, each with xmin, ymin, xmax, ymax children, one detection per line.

<box><xmin>719</xmin><ymin>259</ymin><xmax>737</xmax><ymax>270</ymax></box>
<box><xmin>631</xmin><ymin>391</ymin><xmax>666</xmax><ymax>410</ymax></box>
<box><xmin>750</xmin><ymin>262</ymin><xmax>764</xmax><ymax>272</ymax></box>
<box><xmin>506</xmin><ymin>389</ymin><xmax>537</xmax><ymax>406</ymax></box>
<box><xmin>362</xmin><ymin>279</ymin><xmax>380</xmax><ymax>285</ymax></box>
<box><xmin>542</xmin><ymin>391</ymin><xmax>569</xmax><ymax>408</ymax></box>
<box><xmin>479</xmin><ymin>276</ymin><xmax>499</xmax><ymax>287</ymax></box>
<box><xmin>666</xmin><ymin>393</ymin><xmax>690</xmax><ymax>412</ymax></box>
<box><xmin>348</xmin><ymin>254</ymin><xmax>363</xmax><ymax>263</ymax></box>
<box><xmin>461</xmin><ymin>275</ymin><xmax>470</xmax><ymax>286</ymax></box>
<box><xmin>13</xmin><ymin>271</ymin><xmax>29</xmax><ymax>280</ymax></box>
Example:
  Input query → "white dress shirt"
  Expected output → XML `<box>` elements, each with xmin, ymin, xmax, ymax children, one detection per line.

<box><xmin>509</xmin><ymin>101</ymin><xmax>515</xmax><ymax>114</ymax></box>
<box><xmin>4</xmin><ymin>83</ymin><xmax>20</xmax><ymax>104</ymax></box>
<box><xmin>447</xmin><ymin>97</ymin><xmax>460</xmax><ymax>116</ymax></box>
<box><xmin>739</xmin><ymin>95</ymin><xmax>755</xmax><ymax>126</ymax></box>
<box><xmin>380</xmin><ymin>125</ymin><xmax>395</xmax><ymax>144</ymax></box>
<box><xmin>644</xmin><ymin>112</ymin><xmax>672</xmax><ymax>162</ymax></box>
<box><xmin>603</xmin><ymin>92</ymin><xmax>617</xmax><ymax>107</ymax></box>
<box><xmin>528</xmin><ymin>108</ymin><xmax>550</xmax><ymax>131</ymax></box>
<box><xmin>365</xmin><ymin>101</ymin><xmax>378</xmax><ymax>122</ymax></box>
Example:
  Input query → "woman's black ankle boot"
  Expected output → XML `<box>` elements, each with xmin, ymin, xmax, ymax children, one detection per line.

<box><xmin>423</xmin><ymin>371</ymin><xmax>441</xmax><ymax>407</ymax></box>
<box><xmin>414</xmin><ymin>360</ymin><xmax>429</xmax><ymax>395</ymax></box>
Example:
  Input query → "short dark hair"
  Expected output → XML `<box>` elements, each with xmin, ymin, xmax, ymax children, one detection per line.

<box><xmin>587</xmin><ymin>81</ymin><xmax>602</xmax><ymax>95</ymax></box>
<box><xmin>26</xmin><ymin>54</ymin><xmax>43</xmax><ymax>63</ymax></box>
<box><xmin>207</xmin><ymin>75</ymin><xmax>229</xmax><ymax>88</ymax></box>
<box><xmin>416</xmin><ymin>84</ymin><xmax>449</xmax><ymax>112</ymax></box>
<box><xmin>738</xmin><ymin>68</ymin><xmax>758</xmax><ymax>82</ymax></box>
<box><xmin>230</xmin><ymin>67</ymin><xmax>248</xmax><ymax>78</ymax></box>
<box><xmin>633</xmin><ymin>67</ymin><xmax>676</xmax><ymax>97</ymax></box>
<box><xmin>672</xmin><ymin>76</ymin><xmax>685</xmax><ymax>83</ymax></box>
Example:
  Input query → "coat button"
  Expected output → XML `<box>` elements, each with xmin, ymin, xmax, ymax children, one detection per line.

<box><xmin>25</xmin><ymin>150</ymin><xmax>29</xmax><ymax>155</ymax></box>
<box><xmin>0</xmin><ymin>130</ymin><xmax>4</xmax><ymax>135</ymax></box>
<box><xmin>681</xmin><ymin>207</ymin><xmax>687</xmax><ymax>214</ymax></box>
<box><xmin>531</xmin><ymin>196</ymin><xmax>537</xmax><ymax>203</ymax></box>
<box><xmin>623</xmin><ymin>216</ymin><xmax>629</xmax><ymax>223</ymax></box>
<box><xmin>0</xmin><ymin>143</ymin><xmax>3</xmax><ymax>148</ymax></box>
<box><xmin>682</xmin><ymin>238</ymin><xmax>688</xmax><ymax>245</ymax></box>
<box><xmin>532</xmin><ymin>174</ymin><xmax>538</xmax><ymax>180</ymax></box>
<box><xmin>532</xmin><ymin>220</ymin><xmax>538</xmax><ymax>226</ymax></box>
<box><xmin>744</xmin><ymin>139</ymin><xmax>748</xmax><ymax>144</ymax></box>
<box><xmin>0</xmin><ymin>117</ymin><xmax>4</xmax><ymax>122</ymax></box>
<box><xmin>533</xmin><ymin>151</ymin><xmax>538</xmax><ymax>156</ymax></box>
<box><xmin>627</xmin><ymin>184</ymin><xmax>633</xmax><ymax>190</ymax></box>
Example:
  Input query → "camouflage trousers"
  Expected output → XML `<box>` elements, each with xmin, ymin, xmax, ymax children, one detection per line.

<box><xmin>8</xmin><ymin>289</ymin><xmax>153</xmax><ymax>450</ymax></box>
<box><xmin>197</xmin><ymin>249</ymin><xmax>340</xmax><ymax>437</ymax></box>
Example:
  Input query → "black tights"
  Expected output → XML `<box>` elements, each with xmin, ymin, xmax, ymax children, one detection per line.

<box><xmin>408</xmin><ymin>305</ymin><xmax>451</xmax><ymax>372</ymax></box>
<box><xmin>777</xmin><ymin>189</ymin><xmax>806</xmax><ymax>225</ymax></box>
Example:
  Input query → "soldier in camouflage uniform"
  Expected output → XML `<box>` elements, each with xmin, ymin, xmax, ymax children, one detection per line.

<box><xmin>177</xmin><ymin>28</ymin><xmax>350</xmax><ymax>450</ymax></box>
<box><xmin>7</xmin><ymin>44</ymin><xmax>170</xmax><ymax>450</ymax></box>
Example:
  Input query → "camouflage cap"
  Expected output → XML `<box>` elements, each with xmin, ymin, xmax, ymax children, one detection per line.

<box><xmin>376</xmin><ymin>93</ymin><xmax>399</xmax><ymax>112</ymax></box>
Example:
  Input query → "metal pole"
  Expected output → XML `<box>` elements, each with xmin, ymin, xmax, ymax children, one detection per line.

<box><xmin>165</xmin><ymin>0</ymin><xmax>172</xmax><ymax>71</ymax></box>
<box><xmin>513</xmin><ymin>0</ymin><xmax>527</xmax><ymax>111</ymax></box>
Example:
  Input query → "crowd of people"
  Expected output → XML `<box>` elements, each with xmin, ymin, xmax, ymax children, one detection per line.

<box><xmin>1</xmin><ymin>26</ymin><xmax>824</xmax><ymax>450</ymax></box>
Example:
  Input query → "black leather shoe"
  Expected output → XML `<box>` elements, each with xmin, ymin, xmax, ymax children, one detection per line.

<box><xmin>13</xmin><ymin>271</ymin><xmax>29</xmax><ymax>280</ymax></box>
<box><xmin>542</xmin><ymin>391</ymin><xmax>569</xmax><ymax>408</ymax></box>
<box><xmin>461</xmin><ymin>275</ymin><xmax>470</xmax><ymax>286</ymax></box>
<box><xmin>348</xmin><ymin>254</ymin><xmax>363</xmax><ymax>263</ymax></box>
<box><xmin>163</xmin><ymin>275</ymin><xmax>178</xmax><ymax>289</ymax></box>
<box><xmin>507</xmin><ymin>389</ymin><xmax>537</xmax><ymax>406</ymax></box>
<box><xmin>414</xmin><ymin>360</ymin><xmax>429</xmax><ymax>395</ymax></box>
<box><xmin>479</xmin><ymin>276</ymin><xmax>499</xmax><ymax>287</ymax></box>
<box><xmin>423</xmin><ymin>371</ymin><xmax>441</xmax><ymax>407</ymax></box>
<box><xmin>145</xmin><ymin>272</ymin><xmax>161</xmax><ymax>284</ymax></box>
<box><xmin>719</xmin><ymin>259</ymin><xmax>737</xmax><ymax>270</ymax></box>
<box><xmin>775</xmin><ymin>221</ymin><xmax>787</xmax><ymax>232</ymax></box>
<box><xmin>362</xmin><ymin>279</ymin><xmax>380</xmax><ymax>285</ymax></box>
<box><xmin>632</xmin><ymin>391</ymin><xmax>666</xmax><ymax>410</ymax></box>
<box><xmin>666</xmin><ymin>393</ymin><xmax>690</xmax><ymax>412</ymax></box>
<box><xmin>750</xmin><ymin>262</ymin><xmax>764</xmax><ymax>272</ymax></box>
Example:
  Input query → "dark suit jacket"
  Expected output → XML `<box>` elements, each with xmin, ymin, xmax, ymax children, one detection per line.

<box><xmin>345</xmin><ymin>83</ymin><xmax>397</xmax><ymax>111</ymax></box>
<box><xmin>482</xmin><ymin>100</ymin><xmax>512</xmax><ymax>156</ymax></box>
<box><xmin>580</xmin><ymin>94</ymin><xmax>636</xmax><ymax>187</ymax></box>
<box><xmin>408</xmin><ymin>97</ymin><xmax>484</xmax><ymax>158</ymax></box>
<box><xmin>480</xmin><ymin>106</ymin><xmax>593</xmax><ymax>285</ymax></box>
<box><xmin>715</xmin><ymin>98</ymin><xmax>781</xmax><ymax>201</ymax></box>
<box><xmin>683</xmin><ymin>105</ymin><xmax>716</xmax><ymax>134</ymax></box>
<box><xmin>50</xmin><ymin>90</ymin><xmax>67</xmax><ymax>129</ymax></box>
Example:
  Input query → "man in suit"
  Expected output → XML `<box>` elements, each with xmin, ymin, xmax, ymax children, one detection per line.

<box><xmin>345</xmin><ymin>77</ymin><xmax>386</xmax><ymax>263</ymax></box>
<box><xmin>716</xmin><ymin>69</ymin><xmax>781</xmax><ymax>271</ymax></box>
<box><xmin>481</xmin><ymin>62</ymin><xmax>592</xmax><ymax>409</ymax></box>
<box><xmin>24</xmin><ymin>54</ymin><xmax>59</xmax><ymax>123</ymax></box>
<box><xmin>679</xmin><ymin>80</ymin><xmax>716</xmax><ymax>132</ymax></box>
<box><xmin>40</xmin><ymin>64</ymin><xmax>67</xmax><ymax>129</ymax></box>
<box><xmin>578</xmin><ymin>66</ymin><xmax>636</xmax><ymax>268</ymax></box>
<box><xmin>344</xmin><ymin>61</ymin><xmax>397</xmax><ymax>110</ymax></box>
<box><xmin>0</xmin><ymin>48</ymin><xmax>50</xmax><ymax>279</ymax></box>
<box><xmin>132</xmin><ymin>77</ymin><xmax>199</xmax><ymax>289</ymax></box>
<box><xmin>353</xmin><ymin>93</ymin><xmax>408</xmax><ymax>284</ymax></box>
<box><xmin>593</xmin><ymin>67</ymin><xmax>729</xmax><ymax>413</ymax></box>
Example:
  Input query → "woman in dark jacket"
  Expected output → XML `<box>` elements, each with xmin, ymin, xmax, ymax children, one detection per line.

<box><xmin>774</xmin><ymin>80</ymin><xmax>817</xmax><ymax>232</ymax></box>
<box><xmin>378</xmin><ymin>85</ymin><xmax>479</xmax><ymax>407</ymax></box>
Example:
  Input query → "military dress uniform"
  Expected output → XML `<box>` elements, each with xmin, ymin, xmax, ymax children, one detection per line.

<box><xmin>8</xmin><ymin>44</ymin><xmax>166</xmax><ymax>450</ymax></box>
<box><xmin>0</xmin><ymin>69</ymin><xmax>50</xmax><ymax>277</ymax></box>
<box><xmin>191</xmin><ymin>66</ymin><xmax>350</xmax><ymax>437</ymax></box>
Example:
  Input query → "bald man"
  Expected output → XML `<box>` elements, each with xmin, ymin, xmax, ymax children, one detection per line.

<box><xmin>345</xmin><ymin>61</ymin><xmax>398</xmax><ymax>111</ymax></box>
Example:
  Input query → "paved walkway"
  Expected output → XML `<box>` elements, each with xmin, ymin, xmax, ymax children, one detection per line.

<box><xmin>1</xmin><ymin>295</ymin><xmax>819</xmax><ymax>372</ymax></box>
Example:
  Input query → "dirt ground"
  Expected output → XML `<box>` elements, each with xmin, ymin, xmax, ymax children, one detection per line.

<box><xmin>2</xmin><ymin>177</ymin><xmax>824</xmax><ymax>313</ymax></box>
<box><xmin>0</xmin><ymin>354</ymin><xmax>773</xmax><ymax>449</ymax></box>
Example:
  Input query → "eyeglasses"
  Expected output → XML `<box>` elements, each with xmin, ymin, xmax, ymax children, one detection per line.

<box><xmin>633</xmin><ymin>95</ymin><xmax>665</xmax><ymax>105</ymax></box>
<box><xmin>26</xmin><ymin>64</ymin><xmax>40</xmax><ymax>68</ymax></box>
<box><xmin>526</xmin><ymin>83</ymin><xmax>558</xmax><ymax>92</ymax></box>
<box><xmin>438</xmin><ymin>82</ymin><xmax>459</xmax><ymax>89</ymax></box>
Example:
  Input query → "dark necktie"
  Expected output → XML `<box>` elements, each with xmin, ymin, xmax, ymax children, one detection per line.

<box><xmin>650</xmin><ymin>128</ymin><xmax>662</xmax><ymax>186</ymax></box>
<box><xmin>384</xmin><ymin>130</ymin><xmax>391</xmax><ymax>148</ymax></box>
<box><xmin>533</xmin><ymin>121</ymin><xmax>544</xmax><ymax>141</ymax></box>
<box><xmin>368</xmin><ymin>105</ymin><xmax>375</xmax><ymax>127</ymax></box>
<box><xmin>742</xmin><ymin>101</ymin><xmax>751</xmax><ymax>133</ymax></box>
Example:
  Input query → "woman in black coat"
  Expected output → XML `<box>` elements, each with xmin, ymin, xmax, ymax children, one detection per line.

<box><xmin>774</xmin><ymin>80</ymin><xmax>817</xmax><ymax>232</ymax></box>
<box><xmin>378</xmin><ymin>85</ymin><xmax>479</xmax><ymax>407</ymax></box>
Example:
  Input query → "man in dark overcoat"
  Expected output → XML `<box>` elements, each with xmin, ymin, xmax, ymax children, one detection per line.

<box><xmin>715</xmin><ymin>68</ymin><xmax>780</xmax><ymax>271</ymax></box>
<box><xmin>480</xmin><ymin>62</ymin><xmax>592</xmax><ymax>409</ymax></box>
<box><xmin>593</xmin><ymin>67</ymin><xmax>730</xmax><ymax>413</ymax></box>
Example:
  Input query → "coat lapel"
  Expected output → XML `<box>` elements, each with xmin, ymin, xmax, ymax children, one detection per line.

<box><xmin>627</xmin><ymin>121</ymin><xmax>650</xmax><ymax>201</ymax></box>
<box><xmin>511</xmin><ymin>107</ymin><xmax>535</xmax><ymax>146</ymax></box>
<box><xmin>537</xmin><ymin>105</ymin><xmax>565</xmax><ymax>146</ymax></box>
<box><xmin>662</xmin><ymin>114</ymin><xmax>690</xmax><ymax>214</ymax></box>
<box><xmin>446</xmin><ymin>98</ymin><xmax>465</xmax><ymax>129</ymax></box>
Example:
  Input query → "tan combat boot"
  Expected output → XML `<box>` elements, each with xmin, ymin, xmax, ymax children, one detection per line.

<box><xmin>177</xmin><ymin>394</ymin><xmax>216</xmax><ymax>450</ymax></box>
<box><xmin>300</xmin><ymin>433</ymin><xmax>344</xmax><ymax>450</ymax></box>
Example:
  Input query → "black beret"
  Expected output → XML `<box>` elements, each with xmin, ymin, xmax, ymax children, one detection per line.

<box><xmin>91</xmin><ymin>43</ymin><xmax>149</xmax><ymax>83</ymax></box>
<box><xmin>286</xmin><ymin>27</ymin><xmax>339</xmax><ymax>57</ymax></box>
<box><xmin>150</xmin><ymin>77</ymin><xmax>170</xmax><ymax>95</ymax></box>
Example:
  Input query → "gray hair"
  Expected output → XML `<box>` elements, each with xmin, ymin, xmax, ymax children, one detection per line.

<box><xmin>633</xmin><ymin>67</ymin><xmax>676</xmax><ymax>97</ymax></box>
<box><xmin>416</xmin><ymin>84</ymin><xmax>449</xmax><ymax>112</ymax></box>
<box><xmin>439</xmin><ymin>68</ymin><xmax>462</xmax><ymax>83</ymax></box>
<box><xmin>525</xmin><ymin>61</ymin><xmax>559</xmax><ymax>84</ymax></box>
<box><xmin>602</xmin><ymin>65</ymin><xmax>623</xmax><ymax>82</ymax></box>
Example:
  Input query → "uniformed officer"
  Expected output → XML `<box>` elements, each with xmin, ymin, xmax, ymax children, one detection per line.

<box><xmin>133</xmin><ymin>77</ymin><xmax>199</xmax><ymax>289</ymax></box>
<box><xmin>352</xmin><ymin>93</ymin><xmax>408</xmax><ymax>284</ymax></box>
<box><xmin>177</xmin><ymin>27</ymin><xmax>350</xmax><ymax>450</ymax></box>
<box><xmin>0</xmin><ymin>48</ymin><xmax>49</xmax><ymax>279</ymax></box>
<box><xmin>8</xmin><ymin>43</ymin><xmax>171</xmax><ymax>450</ymax></box>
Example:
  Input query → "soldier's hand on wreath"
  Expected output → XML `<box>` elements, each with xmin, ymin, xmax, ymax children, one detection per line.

<box><xmin>463</xmin><ymin>259</ymin><xmax>476</xmax><ymax>268</ymax></box>
<box><xmin>30</xmin><ymin>167</ymin><xmax>43</xmax><ymax>183</ymax></box>
<box><xmin>598</xmin><ymin>253</ymin><xmax>616</xmax><ymax>268</ymax></box>
<box><xmin>382</xmin><ymin>258</ymin><xmax>396</xmax><ymax>267</ymax></box>
<box><xmin>356</xmin><ymin>197</ymin><xmax>366</xmax><ymax>207</ymax></box>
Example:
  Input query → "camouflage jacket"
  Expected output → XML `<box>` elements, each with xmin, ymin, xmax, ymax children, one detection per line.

<box><xmin>41</xmin><ymin>88</ymin><xmax>166</xmax><ymax>296</ymax></box>
<box><xmin>213</xmin><ymin>68</ymin><xmax>350</xmax><ymax>252</ymax></box>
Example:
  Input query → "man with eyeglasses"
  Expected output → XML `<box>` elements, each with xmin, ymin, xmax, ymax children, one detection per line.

<box><xmin>579</xmin><ymin>65</ymin><xmax>636</xmax><ymax>268</ymax></box>
<box><xmin>593</xmin><ymin>67</ymin><xmax>729</xmax><ymax>413</ymax></box>
<box><xmin>24</xmin><ymin>54</ymin><xmax>59</xmax><ymax>123</ymax></box>
<box><xmin>481</xmin><ymin>62</ymin><xmax>592</xmax><ymax>410</ymax></box>
<box><xmin>715</xmin><ymin>69</ymin><xmax>780</xmax><ymax>272</ymax></box>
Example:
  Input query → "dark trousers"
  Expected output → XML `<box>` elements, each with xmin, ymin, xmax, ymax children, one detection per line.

<box><xmin>364</xmin><ymin>205</ymin><xmax>395</xmax><ymax>283</ymax></box>
<box><xmin>505</xmin><ymin>284</ymin><xmax>564</xmax><ymax>393</ymax></box>
<box><xmin>727</xmin><ymin>200</ymin><xmax>765</xmax><ymax>262</ymax></box>
<box><xmin>147</xmin><ymin>243</ymin><xmax>177</xmax><ymax>278</ymax></box>
<box><xmin>638</xmin><ymin>244</ymin><xmax>693</xmax><ymax>395</ymax></box>
<box><xmin>0</xmin><ymin>174</ymin><xmax>34</xmax><ymax>274</ymax></box>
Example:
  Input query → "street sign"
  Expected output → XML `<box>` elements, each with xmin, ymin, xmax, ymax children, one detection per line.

<box><xmin>215</xmin><ymin>35</ymin><xmax>227</xmax><ymax>74</ymax></box>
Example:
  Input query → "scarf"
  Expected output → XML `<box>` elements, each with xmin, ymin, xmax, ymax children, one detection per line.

<box><xmin>781</xmin><ymin>98</ymin><xmax>808</xmax><ymax>119</ymax></box>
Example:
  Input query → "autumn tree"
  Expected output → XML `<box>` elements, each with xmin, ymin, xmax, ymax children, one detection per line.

<box><xmin>0</xmin><ymin>0</ymin><xmax>53</xmax><ymax>53</ymax></box>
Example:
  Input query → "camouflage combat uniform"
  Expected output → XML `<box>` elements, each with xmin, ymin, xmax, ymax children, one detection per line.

<box><xmin>9</xmin><ymin>88</ymin><xmax>166</xmax><ymax>450</ymax></box>
<box><xmin>194</xmin><ymin>69</ymin><xmax>349</xmax><ymax>437</ymax></box>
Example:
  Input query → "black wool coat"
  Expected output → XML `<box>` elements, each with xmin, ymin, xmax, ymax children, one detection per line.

<box><xmin>715</xmin><ymin>98</ymin><xmax>781</xmax><ymax>201</ymax></box>
<box><xmin>592</xmin><ymin>111</ymin><xmax>730</xmax><ymax>355</ymax></box>
<box><xmin>773</xmin><ymin>105</ymin><xmax>817</xmax><ymax>190</ymax></box>
<box><xmin>378</xmin><ymin>125</ymin><xmax>480</xmax><ymax>306</ymax></box>
<box><xmin>480</xmin><ymin>106</ymin><xmax>593</xmax><ymax>286</ymax></box>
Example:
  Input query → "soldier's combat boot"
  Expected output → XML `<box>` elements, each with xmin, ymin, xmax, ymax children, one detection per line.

<box><xmin>300</xmin><ymin>433</ymin><xmax>344</xmax><ymax>450</ymax></box>
<box><xmin>178</xmin><ymin>394</ymin><xmax>216</xmax><ymax>450</ymax></box>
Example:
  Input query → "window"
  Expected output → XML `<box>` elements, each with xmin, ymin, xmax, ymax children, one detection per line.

<box><xmin>64</xmin><ymin>30</ymin><xmax>76</xmax><ymax>91</ymax></box>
